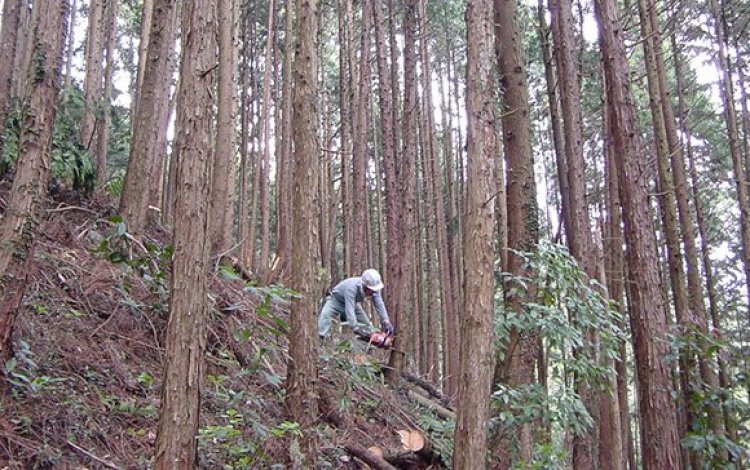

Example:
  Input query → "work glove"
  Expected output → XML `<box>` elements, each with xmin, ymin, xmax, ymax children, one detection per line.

<box><xmin>382</xmin><ymin>321</ymin><xmax>394</xmax><ymax>336</ymax></box>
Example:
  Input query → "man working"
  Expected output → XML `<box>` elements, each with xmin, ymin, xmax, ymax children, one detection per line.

<box><xmin>318</xmin><ymin>268</ymin><xmax>394</xmax><ymax>339</ymax></box>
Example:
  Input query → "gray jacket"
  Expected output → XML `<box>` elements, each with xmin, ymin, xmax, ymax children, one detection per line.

<box><xmin>329</xmin><ymin>277</ymin><xmax>390</xmax><ymax>327</ymax></box>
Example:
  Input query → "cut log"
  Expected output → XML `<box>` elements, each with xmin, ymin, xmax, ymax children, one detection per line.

<box><xmin>345</xmin><ymin>443</ymin><xmax>398</xmax><ymax>470</ymax></box>
<box><xmin>397</xmin><ymin>429</ymin><xmax>425</xmax><ymax>452</ymax></box>
<box><xmin>407</xmin><ymin>389</ymin><xmax>456</xmax><ymax>420</ymax></box>
<box><xmin>392</xmin><ymin>429</ymin><xmax>443</xmax><ymax>467</ymax></box>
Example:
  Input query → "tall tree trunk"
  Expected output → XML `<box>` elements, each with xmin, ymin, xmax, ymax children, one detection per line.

<box><xmin>454</xmin><ymin>0</ymin><xmax>497</xmax><ymax>467</ymax></box>
<box><xmin>448</xmin><ymin>47</ymin><xmax>466</xmax><ymax>306</ymax></box>
<box><xmin>119</xmin><ymin>0</ymin><xmax>178</xmax><ymax>238</ymax></box>
<box><xmin>734</xmin><ymin>42</ymin><xmax>750</xmax><ymax>172</ymax></box>
<box><xmin>351</xmin><ymin>0</ymin><xmax>372</xmax><ymax>273</ymax></box>
<box><xmin>285</xmin><ymin>0</ymin><xmax>320</xmax><ymax>460</ymax></box>
<box><xmin>417</xmin><ymin>151</ymin><xmax>435</xmax><ymax>377</ymax></box>
<box><xmin>372</xmin><ymin>0</ymin><xmax>400</xmax><ymax>305</ymax></box>
<box><xmin>601</xmin><ymin>88</ymin><xmax>626</xmax><ymax>470</ymax></box>
<box><xmin>549</xmin><ymin>0</ymin><xmax>599</xmax><ymax>462</ymax></box>
<box><xmin>386</xmin><ymin>0</ymin><xmax>417</xmax><ymax>380</ymax></box>
<box><xmin>0</xmin><ymin>0</ymin><xmax>24</xmax><ymax>156</ymax></box>
<box><xmin>371</xmin><ymin>107</ymin><xmax>387</xmax><ymax>274</ymax></box>
<box><xmin>81</xmin><ymin>0</ymin><xmax>104</xmax><ymax>153</ymax></box>
<box><xmin>337</xmin><ymin>0</ymin><xmax>352</xmax><ymax>276</ymax></box>
<box><xmin>95</xmin><ymin>0</ymin><xmax>118</xmax><ymax>188</ymax></box>
<box><xmin>418</xmin><ymin>0</ymin><xmax>457</xmax><ymax>398</ymax></box>
<box><xmin>651</xmin><ymin>0</ymin><xmax>726</xmax><ymax>453</ymax></box>
<box><xmin>64</xmin><ymin>0</ymin><xmax>78</xmax><ymax>88</ymax></box>
<box><xmin>537</xmin><ymin>0</ymin><xmax>569</xmax><ymax>243</ymax></box>
<box><xmin>14</xmin><ymin>2</ymin><xmax>36</xmax><ymax>100</ymax></box>
<box><xmin>240</xmin><ymin>35</ymin><xmax>261</xmax><ymax>269</ymax></box>
<box><xmin>436</xmin><ymin>54</ymin><xmax>462</xmax><ymax>340</ymax></box>
<box><xmin>150</xmin><ymin>0</ymin><xmax>180</xmax><ymax>217</ymax></box>
<box><xmin>258</xmin><ymin>0</ymin><xmax>277</xmax><ymax>277</ymax></box>
<box><xmin>493</xmin><ymin>0</ymin><xmax>539</xmax><ymax>465</ymax></box>
<box><xmin>636</xmin><ymin>2</ymin><xmax>694</xmax><ymax>465</ymax></box>
<box><xmin>708</xmin><ymin>0</ymin><xmax>750</xmax><ymax>322</ymax></box>
<box><xmin>162</xmin><ymin>76</ymin><xmax>181</xmax><ymax>226</ymax></box>
<box><xmin>674</xmin><ymin>29</ymin><xmax>738</xmax><ymax>446</ymax></box>
<box><xmin>0</xmin><ymin>0</ymin><xmax>69</xmax><ymax>364</ymax></box>
<box><xmin>153</xmin><ymin>0</ymin><xmax>216</xmax><ymax>465</ymax></box>
<box><xmin>344</xmin><ymin>0</ymin><xmax>359</xmax><ymax>274</ymax></box>
<box><xmin>209</xmin><ymin>0</ymin><xmax>238</xmax><ymax>255</ymax></box>
<box><xmin>133</xmin><ymin>0</ymin><xmax>154</xmax><ymax>120</ymax></box>
<box><xmin>276</xmin><ymin>0</ymin><xmax>294</xmax><ymax>281</ymax></box>
<box><xmin>594</xmin><ymin>0</ymin><xmax>682</xmax><ymax>466</ymax></box>
<box><xmin>238</xmin><ymin>22</ymin><xmax>251</xmax><ymax>269</ymax></box>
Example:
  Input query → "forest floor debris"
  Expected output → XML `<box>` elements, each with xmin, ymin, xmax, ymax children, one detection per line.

<box><xmin>0</xmin><ymin>190</ymin><xmax>454</xmax><ymax>469</ymax></box>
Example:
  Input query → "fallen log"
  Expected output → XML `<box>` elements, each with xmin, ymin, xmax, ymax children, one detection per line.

<box><xmin>344</xmin><ymin>443</ymin><xmax>398</xmax><ymax>470</ymax></box>
<box><xmin>407</xmin><ymin>389</ymin><xmax>456</xmax><ymax>420</ymax></box>
<box><xmin>395</xmin><ymin>428</ymin><xmax>443</xmax><ymax>466</ymax></box>
<box><xmin>402</xmin><ymin>372</ymin><xmax>452</xmax><ymax>407</ymax></box>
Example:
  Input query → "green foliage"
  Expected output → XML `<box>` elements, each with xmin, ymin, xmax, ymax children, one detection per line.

<box><xmin>0</xmin><ymin>103</ymin><xmax>22</xmax><ymax>176</ymax></box>
<box><xmin>416</xmin><ymin>413</ymin><xmax>455</xmax><ymax>465</ymax></box>
<box><xmin>242</xmin><ymin>288</ymin><xmax>296</xmax><ymax>338</ymax></box>
<box><xmin>103</xmin><ymin>168</ymin><xmax>126</xmax><ymax>197</ymax></box>
<box><xmin>51</xmin><ymin>87</ymin><xmax>95</xmax><ymax>193</ymax></box>
<box><xmin>198</xmin><ymin>377</ymin><xmax>301</xmax><ymax>469</ymax></box>
<box><xmin>4</xmin><ymin>340</ymin><xmax>65</xmax><ymax>395</ymax></box>
<box><xmin>492</xmin><ymin>241</ymin><xmax>625</xmax><ymax>464</ymax></box>
<box><xmin>91</xmin><ymin>216</ymin><xmax>173</xmax><ymax>299</ymax></box>
<box><xmin>1</xmin><ymin>84</ymin><xmax>131</xmax><ymax>191</ymax></box>
<box><xmin>1</xmin><ymin>86</ymin><xmax>95</xmax><ymax>193</ymax></box>
<box><xmin>98</xmin><ymin>390</ymin><xmax>157</xmax><ymax>418</ymax></box>
<box><xmin>666</xmin><ymin>331</ymin><xmax>750</xmax><ymax>466</ymax></box>
<box><xmin>512</xmin><ymin>442</ymin><xmax>569</xmax><ymax>470</ymax></box>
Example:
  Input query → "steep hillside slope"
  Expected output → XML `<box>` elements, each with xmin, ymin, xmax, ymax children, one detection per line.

<box><xmin>0</xmin><ymin>191</ymin><xmax>454</xmax><ymax>469</ymax></box>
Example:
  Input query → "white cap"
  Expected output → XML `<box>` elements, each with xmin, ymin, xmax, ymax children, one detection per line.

<box><xmin>361</xmin><ymin>269</ymin><xmax>384</xmax><ymax>291</ymax></box>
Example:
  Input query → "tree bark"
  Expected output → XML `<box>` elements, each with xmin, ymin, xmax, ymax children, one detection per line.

<box><xmin>258</xmin><ymin>0</ymin><xmax>277</xmax><ymax>277</ymax></box>
<box><xmin>708</xmin><ymin>0</ymin><xmax>750</xmax><ymax>325</ymax></box>
<box><xmin>601</xmin><ymin>90</ymin><xmax>626</xmax><ymax>470</ymax></box>
<box><xmin>150</xmin><ymin>0</ymin><xmax>180</xmax><ymax>217</ymax></box>
<box><xmin>350</xmin><ymin>0</ymin><xmax>372</xmax><ymax>273</ymax></box>
<box><xmin>153</xmin><ymin>0</ymin><xmax>216</xmax><ymax>465</ymax></box>
<box><xmin>0</xmin><ymin>0</ymin><xmax>69</xmax><ymax>276</ymax></box>
<box><xmin>209</xmin><ymin>0</ymin><xmax>239</xmax><ymax>255</ymax></box>
<box><xmin>372</xmin><ymin>0</ymin><xmax>400</xmax><ymax>309</ymax></box>
<box><xmin>453</xmin><ymin>1</ymin><xmax>497</xmax><ymax>468</ymax></box>
<box><xmin>636</xmin><ymin>3</ymin><xmax>695</xmax><ymax>465</ymax></box>
<box><xmin>284</xmin><ymin>0</ymin><xmax>320</xmax><ymax>462</ymax></box>
<box><xmin>0</xmin><ymin>0</ymin><xmax>24</xmax><ymax>156</ymax></box>
<box><xmin>119</xmin><ymin>0</ymin><xmax>178</xmax><ymax>238</ymax></box>
<box><xmin>548</xmin><ymin>0</ymin><xmax>600</xmax><ymax>462</ymax></box>
<box><xmin>13</xmin><ymin>2</ymin><xmax>36</xmax><ymax>100</ymax></box>
<box><xmin>386</xmin><ymin>0</ymin><xmax>417</xmax><ymax>380</ymax></box>
<box><xmin>492</xmin><ymin>0</ymin><xmax>539</xmax><ymax>465</ymax></box>
<box><xmin>418</xmin><ymin>0</ymin><xmax>457</xmax><ymax>400</ymax></box>
<box><xmin>95</xmin><ymin>0</ymin><xmax>118</xmax><ymax>189</ymax></box>
<box><xmin>276</xmin><ymin>0</ymin><xmax>295</xmax><ymax>282</ymax></box>
<box><xmin>81</xmin><ymin>0</ymin><xmax>104</xmax><ymax>153</ymax></box>
<box><xmin>64</xmin><ymin>0</ymin><xmax>78</xmax><ymax>88</ymax></box>
<box><xmin>537</xmin><ymin>0</ymin><xmax>569</xmax><ymax>245</ymax></box>
<box><xmin>133</xmin><ymin>0</ymin><xmax>154</xmax><ymax>120</ymax></box>
<box><xmin>594</xmin><ymin>0</ymin><xmax>683</xmax><ymax>466</ymax></box>
<box><xmin>237</xmin><ymin>19</ymin><xmax>252</xmax><ymax>269</ymax></box>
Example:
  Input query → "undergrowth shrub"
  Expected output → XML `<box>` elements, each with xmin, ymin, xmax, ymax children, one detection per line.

<box><xmin>491</xmin><ymin>241</ymin><xmax>624</xmax><ymax>468</ymax></box>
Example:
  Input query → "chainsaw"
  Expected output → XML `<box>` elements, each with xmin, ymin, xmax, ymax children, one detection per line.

<box><xmin>355</xmin><ymin>330</ymin><xmax>394</xmax><ymax>349</ymax></box>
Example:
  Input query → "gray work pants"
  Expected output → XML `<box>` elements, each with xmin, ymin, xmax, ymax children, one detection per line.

<box><xmin>317</xmin><ymin>295</ymin><xmax>373</xmax><ymax>337</ymax></box>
